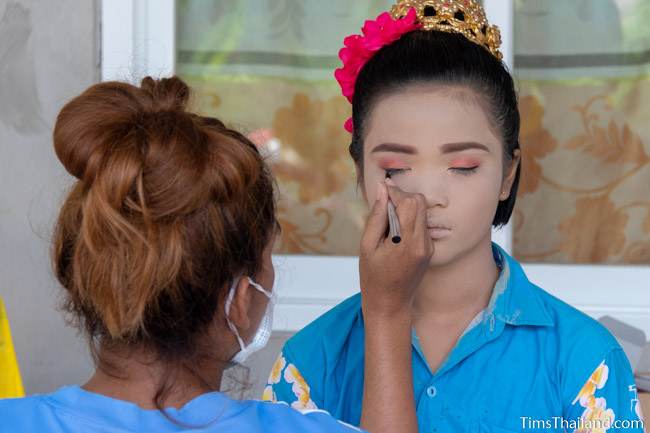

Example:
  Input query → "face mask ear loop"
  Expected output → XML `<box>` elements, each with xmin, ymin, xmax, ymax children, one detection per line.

<box><xmin>224</xmin><ymin>278</ymin><xmax>247</xmax><ymax>350</ymax></box>
<box><xmin>247</xmin><ymin>277</ymin><xmax>273</xmax><ymax>298</ymax></box>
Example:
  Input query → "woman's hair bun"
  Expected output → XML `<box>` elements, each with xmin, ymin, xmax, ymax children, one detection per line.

<box><xmin>139</xmin><ymin>76</ymin><xmax>190</xmax><ymax>113</ymax></box>
<box><xmin>53</xmin><ymin>76</ymin><xmax>191</xmax><ymax>182</ymax></box>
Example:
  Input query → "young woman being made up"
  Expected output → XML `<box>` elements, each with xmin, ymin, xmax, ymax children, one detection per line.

<box><xmin>264</xmin><ymin>2</ymin><xmax>645</xmax><ymax>433</ymax></box>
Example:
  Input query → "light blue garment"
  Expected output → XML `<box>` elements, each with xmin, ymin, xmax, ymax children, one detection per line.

<box><xmin>267</xmin><ymin>243</ymin><xmax>645</xmax><ymax>433</ymax></box>
<box><xmin>0</xmin><ymin>384</ymin><xmax>365</xmax><ymax>433</ymax></box>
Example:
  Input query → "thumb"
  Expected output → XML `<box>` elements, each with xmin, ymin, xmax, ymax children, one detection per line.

<box><xmin>361</xmin><ymin>182</ymin><xmax>389</xmax><ymax>250</ymax></box>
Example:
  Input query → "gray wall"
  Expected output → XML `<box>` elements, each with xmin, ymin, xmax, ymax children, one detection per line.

<box><xmin>0</xmin><ymin>0</ymin><xmax>287</xmax><ymax>397</ymax></box>
<box><xmin>0</xmin><ymin>0</ymin><xmax>99</xmax><ymax>395</ymax></box>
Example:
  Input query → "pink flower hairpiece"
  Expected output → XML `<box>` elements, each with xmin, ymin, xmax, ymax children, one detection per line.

<box><xmin>334</xmin><ymin>8</ymin><xmax>421</xmax><ymax>133</ymax></box>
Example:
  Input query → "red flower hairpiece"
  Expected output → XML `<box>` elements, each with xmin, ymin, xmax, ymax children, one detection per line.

<box><xmin>334</xmin><ymin>8</ymin><xmax>421</xmax><ymax>133</ymax></box>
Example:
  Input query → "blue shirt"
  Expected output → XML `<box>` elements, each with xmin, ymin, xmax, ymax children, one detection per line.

<box><xmin>264</xmin><ymin>243</ymin><xmax>645</xmax><ymax>433</ymax></box>
<box><xmin>0</xmin><ymin>385</ymin><xmax>365</xmax><ymax>433</ymax></box>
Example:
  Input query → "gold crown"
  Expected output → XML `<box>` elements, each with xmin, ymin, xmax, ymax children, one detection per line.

<box><xmin>390</xmin><ymin>0</ymin><xmax>503</xmax><ymax>60</ymax></box>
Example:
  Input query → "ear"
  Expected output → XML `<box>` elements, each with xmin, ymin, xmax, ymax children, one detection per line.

<box><xmin>227</xmin><ymin>277</ymin><xmax>254</xmax><ymax>332</ymax></box>
<box><xmin>499</xmin><ymin>149</ymin><xmax>521</xmax><ymax>201</ymax></box>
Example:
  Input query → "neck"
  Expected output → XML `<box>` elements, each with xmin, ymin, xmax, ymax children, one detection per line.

<box><xmin>82</xmin><ymin>345</ymin><xmax>225</xmax><ymax>410</ymax></box>
<box><xmin>413</xmin><ymin>235</ymin><xmax>499</xmax><ymax>322</ymax></box>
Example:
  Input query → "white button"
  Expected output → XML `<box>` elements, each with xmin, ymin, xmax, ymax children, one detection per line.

<box><xmin>427</xmin><ymin>386</ymin><xmax>437</xmax><ymax>397</ymax></box>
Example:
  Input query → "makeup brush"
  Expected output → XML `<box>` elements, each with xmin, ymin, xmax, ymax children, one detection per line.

<box><xmin>385</xmin><ymin>172</ymin><xmax>401</xmax><ymax>244</ymax></box>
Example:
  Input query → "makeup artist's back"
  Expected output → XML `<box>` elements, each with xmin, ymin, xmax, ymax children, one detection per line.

<box><xmin>0</xmin><ymin>387</ymin><xmax>364</xmax><ymax>433</ymax></box>
<box><xmin>0</xmin><ymin>76</ymin><xmax>364</xmax><ymax>433</ymax></box>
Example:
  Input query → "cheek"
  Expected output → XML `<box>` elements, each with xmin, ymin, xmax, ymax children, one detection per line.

<box><xmin>268</xmin><ymin>264</ymin><xmax>275</xmax><ymax>289</ymax></box>
<box><xmin>450</xmin><ymin>166</ymin><xmax>503</xmax><ymax>221</ymax></box>
<box><xmin>260</xmin><ymin>249</ymin><xmax>275</xmax><ymax>290</ymax></box>
<box><xmin>362</xmin><ymin>165</ymin><xmax>385</xmax><ymax>205</ymax></box>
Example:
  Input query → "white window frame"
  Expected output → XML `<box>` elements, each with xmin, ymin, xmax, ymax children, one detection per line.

<box><xmin>101</xmin><ymin>0</ymin><xmax>650</xmax><ymax>335</ymax></box>
<box><xmin>101</xmin><ymin>0</ymin><xmax>175</xmax><ymax>82</ymax></box>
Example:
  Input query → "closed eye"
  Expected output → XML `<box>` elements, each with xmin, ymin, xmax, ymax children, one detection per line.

<box><xmin>385</xmin><ymin>168</ymin><xmax>411</xmax><ymax>178</ymax></box>
<box><xmin>450</xmin><ymin>166</ymin><xmax>479</xmax><ymax>175</ymax></box>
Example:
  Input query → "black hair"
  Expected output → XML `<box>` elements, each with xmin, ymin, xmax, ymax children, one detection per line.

<box><xmin>349</xmin><ymin>30</ymin><xmax>521</xmax><ymax>227</ymax></box>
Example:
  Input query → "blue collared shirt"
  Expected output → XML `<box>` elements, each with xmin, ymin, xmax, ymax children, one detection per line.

<box><xmin>264</xmin><ymin>243</ymin><xmax>645</xmax><ymax>433</ymax></box>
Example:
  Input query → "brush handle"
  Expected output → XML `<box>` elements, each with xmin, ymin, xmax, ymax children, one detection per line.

<box><xmin>387</xmin><ymin>200</ymin><xmax>401</xmax><ymax>244</ymax></box>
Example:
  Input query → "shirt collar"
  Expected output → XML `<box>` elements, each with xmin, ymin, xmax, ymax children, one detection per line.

<box><xmin>483</xmin><ymin>242</ymin><xmax>554</xmax><ymax>329</ymax></box>
<box><xmin>411</xmin><ymin>243</ymin><xmax>554</xmax><ymax>378</ymax></box>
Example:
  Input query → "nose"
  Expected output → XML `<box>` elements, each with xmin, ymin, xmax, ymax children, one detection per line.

<box><xmin>389</xmin><ymin>170</ymin><xmax>449</xmax><ymax>208</ymax></box>
<box><xmin>420</xmin><ymin>174</ymin><xmax>450</xmax><ymax>209</ymax></box>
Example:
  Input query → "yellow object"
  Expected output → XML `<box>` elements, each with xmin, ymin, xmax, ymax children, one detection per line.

<box><xmin>0</xmin><ymin>297</ymin><xmax>24</xmax><ymax>398</ymax></box>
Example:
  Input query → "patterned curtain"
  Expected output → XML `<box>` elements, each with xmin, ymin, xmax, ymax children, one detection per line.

<box><xmin>176</xmin><ymin>0</ymin><xmax>393</xmax><ymax>255</ymax></box>
<box><xmin>513</xmin><ymin>0</ymin><xmax>650</xmax><ymax>264</ymax></box>
<box><xmin>176</xmin><ymin>1</ymin><xmax>650</xmax><ymax>264</ymax></box>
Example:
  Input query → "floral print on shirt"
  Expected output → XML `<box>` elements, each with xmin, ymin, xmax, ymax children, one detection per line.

<box><xmin>263</xmin><ymin>352</ymin><xmax>317</xmax><ymax>410</ymax></box>
<box><xmin>571</xmin><ymin>361</ymin><xmax>619</xmax><ymax>433</ymax></box>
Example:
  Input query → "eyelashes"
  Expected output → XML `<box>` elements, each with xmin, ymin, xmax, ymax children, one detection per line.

<box><xmin>384</xmin><ymin>168</ymin><xmax>410</xmax><ymax>178</ymax></box>
<box><xmin>450</xmin><ymin>166</ymin><xmax>479</xmax><ymax>175</ymax></box>
<box><xmin>383</xmin><ymin>166</ymin><xmax>479</xmax><ymax>178</ymax></box>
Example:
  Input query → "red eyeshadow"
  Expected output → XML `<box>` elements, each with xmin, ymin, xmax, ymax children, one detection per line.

<box><xmin>377</xmin><ymin>157</ymin><xmax>408</xmax><ymax>169</ymax></box>
<box><xmin>450</xmin><ymin>158</ymin><xmax>481</xmax><ymax>168</ymax></box>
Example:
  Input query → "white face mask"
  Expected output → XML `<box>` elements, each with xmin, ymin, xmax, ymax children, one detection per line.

<box><xmin>224</xmin><ymin>276</ymin><xmax>276</xmax><ymax>364</ymax></box>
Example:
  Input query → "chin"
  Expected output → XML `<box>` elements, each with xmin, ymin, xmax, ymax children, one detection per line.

<box><xmin>428</xmin><ymin>238</ymin><xmax>459</xmax><ymax>267</ymax></box>
<box><xmin>429</xmin><ymin>229</ymin><xmax>492</xmax><ymax>268</ymax></box>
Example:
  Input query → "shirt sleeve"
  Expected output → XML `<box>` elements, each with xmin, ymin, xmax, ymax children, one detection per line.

<box><xmin>262</xmin><ymin>350</ymin><xmax>319</xmax><ymax>410</ymax></box>
<box><xmin>564</xmin><ymin>348</ymin><xmax>646</xmax><ymax>433</ymax></box>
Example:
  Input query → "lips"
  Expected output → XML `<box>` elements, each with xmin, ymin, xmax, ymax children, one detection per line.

<box><xmin>427</xmin><ymin>227</ymin><xmax>451</xmax><ymax>239</ymax></box>
<box><xmin>426</xmin><ymin>222</ymin><xmax>451</xmax><ymax>239</ymax></box>
<box><xmin>426</xmin><ymin>220</ymin><xmax>451</xmax><ymax>230</ymax></box>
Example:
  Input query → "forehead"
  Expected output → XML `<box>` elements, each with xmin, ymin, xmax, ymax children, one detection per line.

<box><xmin>364</xmin><ymin>85</ymin><xmax>501</xmax><ymax>154</ymax></box>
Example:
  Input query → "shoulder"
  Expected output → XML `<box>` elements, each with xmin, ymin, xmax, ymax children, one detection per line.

<box><xmin>0</xmin><ymin>395</ymin><xmax>53</xmax><ymax>433</ymax></box>
<box><xmin>533</xmin><ymin>284</ymin><xmax>619</xmax><ymax>353</ymax></box>
<box><xmin>501</xmin><ymin>247</ymin><xmax>618</xmax><ymax>354</ymax></box>
<box><xmin>503</xmin><ymin>246</ymin><xmax>619</xmax><ymax>357</ymax></box>
<box><xmin>273</xmin><ymin>293</ymin><xmax>363</xmax><ymax>405</ymax></box>
<box><xmin>233</xmin><ymin>399</ymin><xmax>365</xmax><ymax>433</ymax></box>
<box><xmin>283</xmin><ymin>293</ymin><xmax>362</xmax><ymax>360</ymax></box>
<box><xmin>529</xmin><ymin>284</ymin><xmax>624</xmax><ymax>401</ymax></box>
<box><xmin>0</xmin><ymin>394</ymin><xmax>47</xmax><ymax>414</ymax></box>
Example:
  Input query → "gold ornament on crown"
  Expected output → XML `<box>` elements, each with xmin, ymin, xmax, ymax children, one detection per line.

<box><xmin>390</xmin><ymin>0</ymin><xmax>503</xmax><ymax>60</ymax></box>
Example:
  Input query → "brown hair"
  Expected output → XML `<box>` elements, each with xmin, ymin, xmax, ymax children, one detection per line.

<box><xmin>51</xmin><ymin>76</ymin><xmax>277</xmax><ymax>402</ymax></box>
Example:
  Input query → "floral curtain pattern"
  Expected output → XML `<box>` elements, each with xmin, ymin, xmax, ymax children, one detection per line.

<box><xmin>176</xmin><ymin>0</ymin><xmax>393</xmax><ymax>255</ymax></box>
<box><xmin>513</xmin><ymin>0</ymin><xmax>650</xmax><ymax>264</ymax></box>
<box><xmin>176</xmin><ymin>0</ymin><xmax>650</xmax><ymax>264</ymax></box>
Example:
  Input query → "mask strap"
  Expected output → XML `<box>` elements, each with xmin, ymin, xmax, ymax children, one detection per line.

<box><xmin>224</xmin><ymin>278</ymin><xmax>246</xmax><ymax>349</ymax></box>
<box><xmin>247</xmin><ymin>277</ymin><xmax>273</xmax><ymax>298</ymax></box>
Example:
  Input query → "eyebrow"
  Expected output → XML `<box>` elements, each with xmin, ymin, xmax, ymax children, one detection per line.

<box><xmin>441</xmin><ymin>142</ymin><xmax>490</xmax><ymax>154</ymax></box>
<box><xmin>370</xmin><ymin>141</ymin><xmax>490</xmax><ymax>155</ymax></box>
<box><xmin>370</xmin><ymin>143</ymin><xmax>418</xmax><ymax>155</ymax></box>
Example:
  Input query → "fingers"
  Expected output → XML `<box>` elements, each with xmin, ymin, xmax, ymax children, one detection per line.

<box><xmin>366</xmin><ymin>180</ymin><xmax>431</xmax><ymax>266</ymax></box>
<box><xmin>407</xmin><ymin>193</ymin><xmax>431</xmax><ymax>261</ymax></box>
<box><xmin>361</xmin><ymin>182</ymin><xmax>389</xmax><ymax>251</ymax></box>
<box><xmin>383</xmin><ymin>181</ymin><xmax>432</xmax><ymax>257</ymax></box>
<box><xmin>386</xmin><ymin>183</ymin><xmax>427</xmax><ymax>239</ymax></box>
<box><xmin>384</xmin><ymin>180</ymin><xmax>410</xmax><ymax>208</ymax></box>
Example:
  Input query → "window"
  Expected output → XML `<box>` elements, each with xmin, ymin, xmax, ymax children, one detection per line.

<box><xmin>102</xmin><ymin>0</ymin><xmax>650</xmax><ymax>334</ymax></box>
